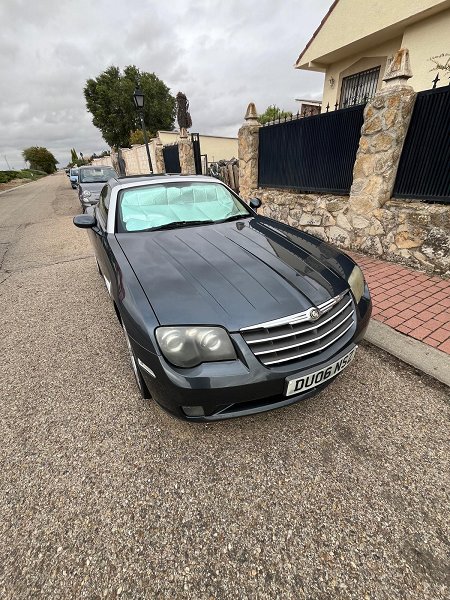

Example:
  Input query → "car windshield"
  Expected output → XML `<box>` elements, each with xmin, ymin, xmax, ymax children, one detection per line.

<box><xmin>79</xmin><ymin>167</ymin><xmax>116</xmax><ymax>183</ymax></box>
<box><xmin>117</xmin><ymin>181</ymin><xmax>250</xmax><ymax>232</ymax></box>
<box><xmin>70</xmin><ymin>169</ymin><xmax>78</xmax><ymax>175</ymax></box>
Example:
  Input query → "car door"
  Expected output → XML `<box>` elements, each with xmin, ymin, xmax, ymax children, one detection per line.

<box><xmin>90</xmin><ymin>184</ymin><xmax>115</xmax><ymax>296</ymax></box>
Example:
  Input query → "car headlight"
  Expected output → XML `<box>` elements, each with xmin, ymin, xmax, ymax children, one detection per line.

<box><xmin>348</xmin><ymin>265</ymin><xmax>365</xmax><ymax>303</ymax></box>
<box><xmin>81</xmin><ymin>190</ymin><xmax>91</xmax><ymax>198</ymax></box>
<box><xmin>155</xmin><ymin>326</ymin><xmax>237</xmax><ymax>368</ymax></box>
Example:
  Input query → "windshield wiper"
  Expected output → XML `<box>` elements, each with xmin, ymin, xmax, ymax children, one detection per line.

<box><xmin>136</xmin><ymin>216</ymin><xmax>250</xmax><ymax>232</ymax></box>
<box><xmin>141</xmin><ymin>220</ymin><xmax>215</xmax><ymax>232</ymax></box>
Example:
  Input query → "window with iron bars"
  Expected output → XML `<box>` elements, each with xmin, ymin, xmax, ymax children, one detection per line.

<box><xmin>339</xmin><ymin>66</ymin><xmax>381</xmax><ymax>108</ymax></box>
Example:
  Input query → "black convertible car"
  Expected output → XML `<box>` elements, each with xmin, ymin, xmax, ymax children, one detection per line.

<box><xmin>74</xmin><ymin>175</ymin><xmax>371</xmax><ymax>421</ymax></box>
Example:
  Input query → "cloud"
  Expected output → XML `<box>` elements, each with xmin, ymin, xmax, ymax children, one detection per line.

<box><xmin>0</xmin><ymin>0</ymin><xmax>328</xmax><ymax>169</ymax></box>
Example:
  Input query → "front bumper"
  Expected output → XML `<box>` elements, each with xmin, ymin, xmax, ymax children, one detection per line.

<box><xmin>129</xmin><ymin>292</ymin><xmax>371</xmax><ymax>422</ymax></box>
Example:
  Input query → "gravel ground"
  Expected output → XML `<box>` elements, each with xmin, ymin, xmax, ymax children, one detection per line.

<box><xmin>0</xmin><ymin>174</ymin><xmax>449</xmax><ymax>599</ymax></box>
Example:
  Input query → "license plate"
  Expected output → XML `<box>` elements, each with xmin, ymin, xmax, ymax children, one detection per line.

<box><xmin>285</xmin><ymin>346</ymin><xmax>357</xmax><ymax>396</ymax></box>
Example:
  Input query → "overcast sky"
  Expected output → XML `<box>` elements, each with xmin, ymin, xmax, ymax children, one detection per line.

<box><xmin>0</xmin><ymin>0</ymin><xmax>329</xmax><ymax>169</ymax></box>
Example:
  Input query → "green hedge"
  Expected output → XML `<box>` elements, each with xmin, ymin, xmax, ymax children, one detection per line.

<box><xmin>0</xmin><ymin>169</ymin><xmax>46</xmax><ymax>184</ymax></box>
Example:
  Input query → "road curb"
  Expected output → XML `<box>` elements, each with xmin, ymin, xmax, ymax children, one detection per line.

<box><xmin>365</xmin><ymin>319</ymin><xmax>450</xmax><ymax>387</ymax></box>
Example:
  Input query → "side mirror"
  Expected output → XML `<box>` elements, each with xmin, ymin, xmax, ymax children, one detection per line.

<box><xmin>73</xmin><ymin>214</ymin><xmax>96</xmax><ymax>229</ymax></box>
<box><xmin>249</xmin><ymin>198</ymin><xmax>262</xmax><ymax>211</ymax></box>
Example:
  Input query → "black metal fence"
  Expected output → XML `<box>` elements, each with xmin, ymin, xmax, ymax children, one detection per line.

<box><xmin>393</xmin><ymin>85</ymin><xmax>450</xmax><ymax>204</ymax></box>
<box><xmin>191</xmin><ymin>133</ymin><xmax>202</xmax><ymax>175</ymax></box>
<box><xmin>258</xmin><ymin>104</ymin><xmax>365</xmax><ymax>194</ymax></box>
<box><xmin>163</xmin><ymin>143</ymin><xmax>181</xmax><ymax>173</ymax></box>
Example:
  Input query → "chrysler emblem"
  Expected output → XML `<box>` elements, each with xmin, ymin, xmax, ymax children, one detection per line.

<box><xmin>308</xmin><ymin>307</ymin><xmax>320</xmax><ymax>321</ymax></box>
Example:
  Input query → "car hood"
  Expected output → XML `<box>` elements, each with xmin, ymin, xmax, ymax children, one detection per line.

<box><xmin>116</xmin><ymin>217</ymin><xmax>354</xmax><ymax>331</ymax></box>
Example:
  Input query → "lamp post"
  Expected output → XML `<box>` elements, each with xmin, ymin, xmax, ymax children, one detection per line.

<box><xmin>133</xmin><ymin>85</ymin><xmax>153</xmax><ymax>173</ymax></box>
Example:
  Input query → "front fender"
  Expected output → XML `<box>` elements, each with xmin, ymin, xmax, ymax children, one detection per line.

<box><xmin>108</xmin><ymin>235</ymin><xmax>160</xmax><ymax>355</ymax></box>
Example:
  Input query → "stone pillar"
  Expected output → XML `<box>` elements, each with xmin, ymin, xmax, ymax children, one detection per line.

<box><xmin>178</xmin><ymin>129</ymin><xmax>196</xmax><ymax>175</ymax></box>
<box><xmin>349</xmin><ymin>48</ymin><xmax>416</xmax><ymax>215</ymax></box>
<box><xmin>154</xmin><ymin>136</ymin><xmax>165</xmax><ymax>174</ymax></box>
<box><xmin>238</xmin><ymin>103</ymin><xmax>260</xmax><ymax>198</ymax></box>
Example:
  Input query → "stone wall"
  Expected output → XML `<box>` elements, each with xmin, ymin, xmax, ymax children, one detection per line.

<box><xmin>154</xmin><ymin>137</ymin><xmax>166</xmax><ymax>174</ymax></box>
<box><xmin>252</xmin><ymin>188</ymin><xmax>450</xmax><ymax>277</ymax></box>
<box><xmin>348</xmin><ymin>85</ymin><xmax>416</xmax><ymax>214</ymax></box>
<box><xmin>238</xmin><ymin>50</ymin><xmax>449</xmax><ymax>277</ymax></box>
<box><xmin>120</xmin><ymin>145</ymin><xmax>151</xmax><ymax>175</ymax></box>
<box><xmin>238</xmin><ymin>103</ymin><xmax>260</xmax><ymax>198</ymax></box>
<box><xmin>91</xmin><ymin>156</ymin><xmax>113</xmax><ymax>168</ymax></box>
<box><xmin>178</xmin><ymin>134</ymin><xmax>196</xmax><ymax>175</ymax></box>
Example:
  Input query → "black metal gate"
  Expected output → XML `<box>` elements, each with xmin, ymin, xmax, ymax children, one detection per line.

<box><xmin>393</xmin><ymin>85</ymin><xmax>450</xmax><ymax>203</ymax></box>
<box><xmin>163</xmin><ymin>137</ymin><xmax>202</xmax><ymax>175</ymax></box>
<box><xmin>191</xmin><ymin>133</ymin><xmax>202</xmax><ymax>174</ymax></box>
<box><xmin>163</xmin><ymin>143</ymin><xmax>181</xmax><ymax>174</ymax></box>
<box><xmin>258</xmin><ymin>105</ymin><xmax>365</xmax><ymax>194</ymax></box>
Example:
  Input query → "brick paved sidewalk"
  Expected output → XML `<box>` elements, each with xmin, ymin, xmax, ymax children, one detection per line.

<box><xmin>350</xmin><ymin>252</ymin><xmax>450</xmax><ymax>356</ymax></box>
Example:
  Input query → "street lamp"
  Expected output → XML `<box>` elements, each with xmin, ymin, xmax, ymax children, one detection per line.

<box><xmin>133</xmin><ymin>85</ymin><xmax>153</xmax><ymax>173</ymax></box>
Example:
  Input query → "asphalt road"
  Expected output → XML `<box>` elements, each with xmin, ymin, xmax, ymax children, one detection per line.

<box><xmin>0</xmin><ymin>173</ymin><xmax>449</xmax><ymax>600</ymax></box>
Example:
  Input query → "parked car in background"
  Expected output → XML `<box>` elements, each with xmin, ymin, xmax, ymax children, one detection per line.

<box><xmin>77</xmin><ymin>165</ymin><xmax>117</xmax><ymax>211</ymax></box>
<box><xmin>73</xmin><ymin>175</ymin><xmax>371</xmax><ymax>421</ymax></box>
<box><xmin>65</xmin><ymin>168</ymin><xmax>70</xmax><ymax>176</ymax></box>
<box><xmin>69</xmin><ymin>167</ymin><xmax>79</xmax><ymax>188</ymax></box>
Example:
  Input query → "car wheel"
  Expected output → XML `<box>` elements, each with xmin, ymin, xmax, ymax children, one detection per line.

<box><xmin>123</xmin><ymin>325</ymin><xmax>151</xmax><ymax>400</ymax></box>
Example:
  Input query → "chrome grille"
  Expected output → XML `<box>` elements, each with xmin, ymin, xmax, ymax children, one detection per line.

<box><xmin>241</xmin><ymin>291</ymin><xmax>355</xmax><ymax>367</ymax></box>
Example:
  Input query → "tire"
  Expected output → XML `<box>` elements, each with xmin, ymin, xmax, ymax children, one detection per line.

<box><xmin>123</xmin><ymin>325</ymin><xmax>152</xmax><ymax>400</ymax></box>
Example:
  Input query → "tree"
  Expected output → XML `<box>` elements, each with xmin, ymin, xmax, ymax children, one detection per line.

<box><xmin>84</xmin><ymin>65</ymin><xmax>176</xmax><ymax>149</ymax></box>
<box><xmin>258</xmin><ymin>105</ymin><xmax>293</xmax><ymax>125</ymax></box>
<box><xmin>129</xmin><ymin>129</ymin><xmax>145</xmax><ymax>145</ymax></box>
<box><xmin>429</xmin><ymin>53</ymin><xmax>450</xmax><ymax>75</ymax></box>
<box><xmin>22</xmin><ymin>147</ymin><xmax>58</xmax><ymax>173</ymax></box>
<box><xmin>70</xmin><ymin>148</ymin><xmax>78</xmax><ymax>162</ymax></box>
